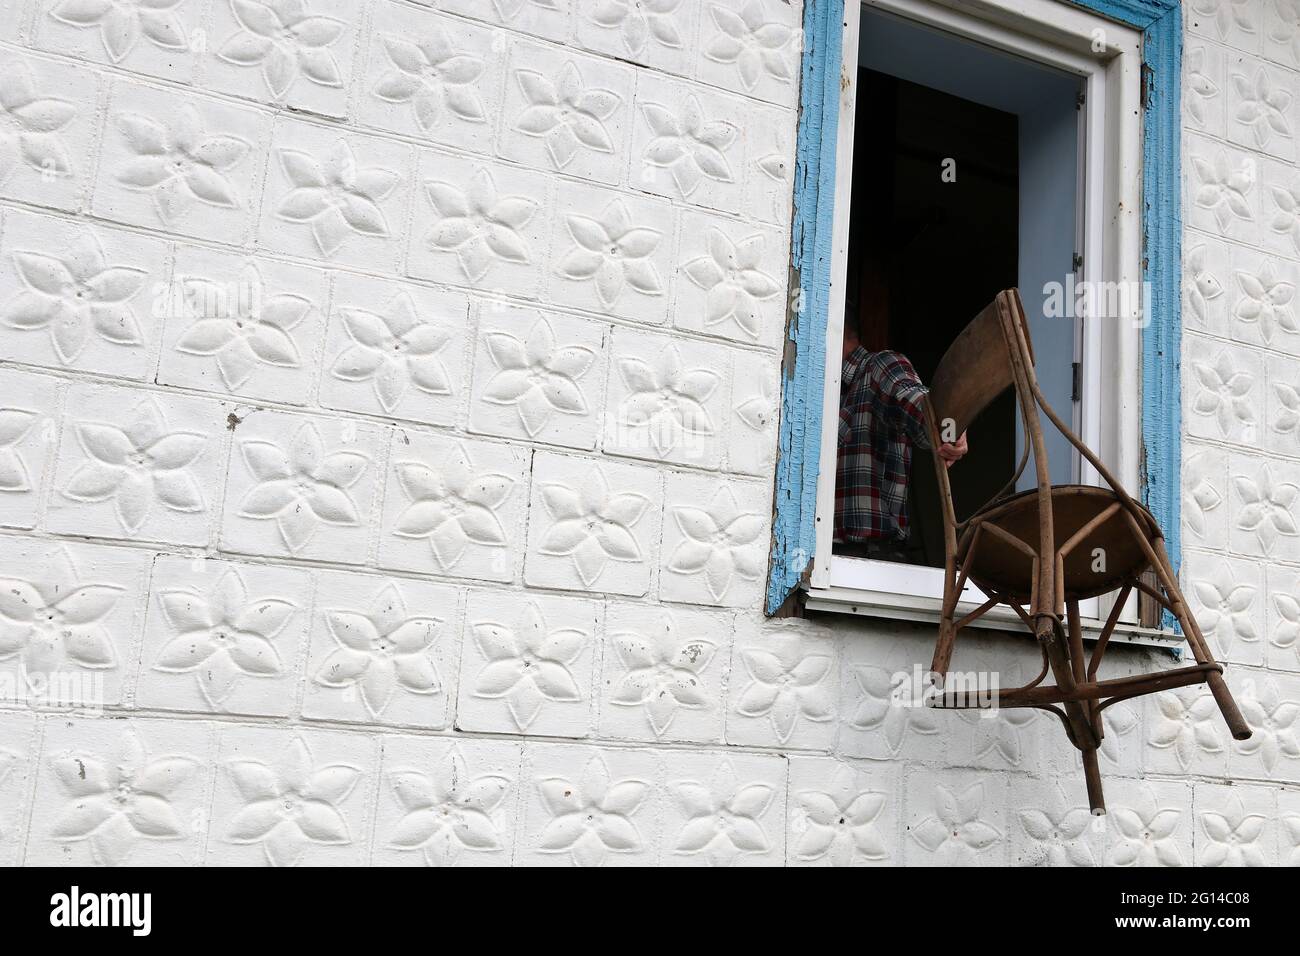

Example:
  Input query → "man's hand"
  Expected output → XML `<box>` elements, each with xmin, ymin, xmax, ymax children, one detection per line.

<box><xmin>937</xmin><ymin>430</ymin><xmax>969</xmax><ymax>469</ymax></box>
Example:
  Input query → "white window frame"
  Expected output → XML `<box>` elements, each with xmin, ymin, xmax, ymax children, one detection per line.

<box><xmin>804</xmin><ymin>0</ymin><xmax>1170</xmax><ymax>647</ymax></box>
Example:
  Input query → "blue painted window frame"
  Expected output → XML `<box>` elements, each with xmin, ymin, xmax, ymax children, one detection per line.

<box><xmin>767</xmin><ymin>0</ymin><xmax>1183</xmax><ymax>615</ymax></box>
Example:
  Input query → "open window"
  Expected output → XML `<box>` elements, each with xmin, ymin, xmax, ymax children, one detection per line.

<box><xmin>800</xmin><ymin>0</ymin><xmax>1159</xmax><ymax>643</ymax></box>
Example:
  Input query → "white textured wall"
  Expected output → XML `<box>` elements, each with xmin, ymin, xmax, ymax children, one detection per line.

<box><xmin>0</xmin><ymin>0</ymin><xmax>1296</xmax><ymax>867</ymax></box>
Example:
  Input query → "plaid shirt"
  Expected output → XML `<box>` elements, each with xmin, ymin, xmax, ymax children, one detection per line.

<box><xmin>835</xmin><ymin>347</ymin><xmax>931</xmax><ymax>543</ymax></box>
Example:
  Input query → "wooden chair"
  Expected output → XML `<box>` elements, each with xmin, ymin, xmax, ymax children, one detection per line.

<box><xmin>923</xmin><ymin>289</ymin><xmax>1250</xmax><ymax>814</ymax></box>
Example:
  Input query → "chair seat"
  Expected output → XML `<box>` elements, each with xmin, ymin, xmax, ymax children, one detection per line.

<box><xmin>958</xmin><ymin>485</ymin><xmax>1157</xmax><ymax>603</ymax></box>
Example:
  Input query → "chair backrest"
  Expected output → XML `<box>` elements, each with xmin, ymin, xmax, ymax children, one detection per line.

<box><xmin>925</xmin><ymin>289</ymin><xmax>1036</xmax><ymax>440</ymax></box>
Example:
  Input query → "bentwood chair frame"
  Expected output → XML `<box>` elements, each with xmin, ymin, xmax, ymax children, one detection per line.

<box><xmin>923</xmin><ymin>289</ymin><xmax>1250</xmax><ymax>813</ymax></box>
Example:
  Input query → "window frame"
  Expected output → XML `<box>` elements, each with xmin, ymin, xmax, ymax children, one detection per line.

<box><xmin>766</xmin><ymin>0</ymin><xmax>1185</xmax><ymax>647</ymax></box>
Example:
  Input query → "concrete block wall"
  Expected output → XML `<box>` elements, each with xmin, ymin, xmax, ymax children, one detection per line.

<box><xmin>0</xmin><ymin>0</ymin><xmax>1296</xmax><ymax>866</ymax></box>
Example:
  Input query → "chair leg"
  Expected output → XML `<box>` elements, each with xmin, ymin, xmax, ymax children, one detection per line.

<box><xmin>1082</xmin><ymin>745</ymin><xmax>1105</xmax><ymax>815</ymax></box>
<box><xmin>1144</xmin><ymin>533</ymin><xmax>1252</xmax><ymax>742</ymax></box>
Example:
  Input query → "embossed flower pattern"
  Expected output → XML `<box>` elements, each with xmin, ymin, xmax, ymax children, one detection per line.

<box><xmin>330</xmin><ymin>292</ymin><xmax>452</xmax><ymax>413</ymax></box>
<box><xmin>683</xmin><ymin>228</ymin><xmax>780</xmax><ymax>339</ymax></box>
<box><xmin>617</xmin><ymin>345</ymin><xmax>718</xmax><ymax>456</ymax></box>
<box><xmin>1185</xmin><ymin>46</ymin><xmax>1220</xmax><ymax>128</ymax></box>
<box><xmin>1273</xmin><ymin>586</ymin><xmax>1300</xmax><ymax>664</ymax></box>
<box><xmin>1150</xmin><ymin>687</ymin><xmax>1224</xmax><ymax>770</ymax></box>
<box><xmin>63</xmin><ymin>399</ymin><xmax>206</xmax><ymax>533</ymax></box>
<box><xmin>217</xmin><ymin>0</ymin><xmax>345</xmax><ymax>98</ymax></box>
<box><xmin>1270</xmin><ymin>177</ymin><xmax>1300</xmax><ymax>253</ymax></box>
<box><xmin>153</xmin><ymin>568</ymin><xmax>297</xmax><ymax>708</ymax></box>
<box><xmin>1190</xmin><ymin>0</ymin><xmax>1254</xmax><ymax>39</ymax></box>
<box><xmin>794</xmin><ymin>766</ymin><xmax>888</xmax><ymax>866</ymax></box>
<box><xmin>470</xmin><ymin>602</ymin><xmax>586</xmax><ymax>731</ymax></box>
<box><xmin>0</xmin><ymin>408</ymin><xmax>37</xmax><ymax>492</ymax></box>
<box><xmin>176</xmin><ymin>263</ymin><xmax>309</xmax><ymax>390</ymax></box>
<box><xmin>1231</xmin><ymin>68</ymin><xmax>1292</xmax><ymax>147</ymax></box>
<box><xmin>114</xmin><ymin>107</ymin><xmax>249</xmax><ymax>223</ymax></box>
<box><xmin>481</xmin><ymin>317</ymin><xmax>595</xmax><ymax>436</ymax></box>
<box><xmin>667</xmin><ymin>486</ymin><xmax>764</xmax><ymax>600</ymax></box>
<box><xmin>373</xmin><ymin>30</ymin><xmax>486</xmax><ymax>132</ymax></box>
<box><xmin>1110</xmin><ymin>789</ymin><xmax>1183</xmax><ymax>866</ymax></box>
<box><xmin>911</xmin><ymin>783</ymin><xmax>1001</xmax><ymax>861</ymax></box>
<box><xmin>224</xmin><ymin>737</ymin><xmax>360</xmax><ymax>867</ymax></box>
<box><xmin>1236</xmin><ymin>677</ymin><xmax>1300</xmax><ymax>773</ymax></box>
<box><xmin>49</xmin><ymin>732</ymin><xmax>194</xmax><ymax>866</ymax></box>
<box><xmin>641</xmin><ymin>94</ymin><xmax>736</xmax><ymax>197</ymax></box>
<box><xmin>736</xmin><ymin>642</ymin><xmax>833</xmax><ymax>744</ymax></box>
<box><xmin>392</xmin><ymin>447</ymin><xmax>512</xmax><ymax>570</ymax></box>
<box><xmin>1233</xmin><ymin>465</ymin><xmax>1299</xmax><ymax>552</ymax></box>
<box><xmin>1276</xmin><ymin>381</ymin><xmax>1300</xmax><ymax>442</ymax></box>
<box><xmin>1191</xmin><ymin>351</ymin><xmax>1255</xmax><ymax>436</ymax></box>
<box><xmin>608</xmin><ymin>613</ymin><xmax>714</xmax><ymax>736</ymax></box>
<box><xmin>425</xmin><ymin>168</ymin><xmax>538</xmax><ymax>281</ymax></box>
<box><xmin>0</xmin><ymin>548</ymin><xmax>121</xmax><ymax>687</ymax></box>
<box><xmin>315</xmin><ymin>583</ymin><xmax>441</xmax><ymax>718</ymax></box>
<box><xmin>0</xmin><ymin>62</ymin><xmax>75</xmax><ymax>185</ymax></box>
<box><xmin>2</xmin><ymin>231</ymin><xmax>146</xmax><ymax>364</ymax></box>
<box><xmin>537</xmin><ymin>755</ymin><xmax>647</xmax><ymax>866</ymax></box>
<box><xmin>1018</xmin><ymin>792</ymin><xmax>1096</xmax><ymax>867</ymax></box>
<box><xmin>537</xmin><ymin>468</ymin><xmax>648</xmax><ymax>587</ymax></box>
<box><xmin>387</xmin><ymin>748</ymin><xmax>510</xmax><ymax>866</ymax></box>
<box><xmin>237</xmin><ymin>422</ymin><xmax>369</xmax><ymax>552</ymax></box>
<box><xmin>514</xmin><ymin>62</ymin><xmax>619</xmax><ymax>169</ymax></box>
<box><xmin>51</xmin><ymin>0</ymin><xmax>186</xmax><ymax>64</ymax></box>
<box><xmin>705</xmin><ymin>2</ymin><xmax>794</xmax><ymax>91</ymax></box>
<box><xmin>1191</xmin><ymin>570</ymin><xmax>1258</xmax><ymax>659</ymax></box>
<box><xmin>1193</xmin><ymin>152</ymin><xmax>1255</xmax><ymax>231</ymax></box>
<box><xmin>1200</xmin><ymin>795</ymin><xmax>1268</xmax><ymax>866</ymax></box>
<box><xmin>849</xmin><ymin>664</ymin><xmax>940</xmax><ymax>757</ymax></box>
<box><xmin>556</xmin><ymin>199</ymin><xmax>663</xmax><ymax>307</ymax></box>
<box><xmin>589</xmin><ymin>0</ymin><xmax>683</xmax><ymax>56</ymax></box>
<box><xmin>1233</xmin><ymin>263</ymin><xmax>1295</xmax><ymax>342</ymax></box>
<box><xmin>672</xmin><ymin>762</ymin><xmax>773</xmax><ymax>865</ymax></box>
<box><xmin>277</xmin><ymin>141</ymin><xmax>398</xmax><ymax>256</ymax></box>
<box><xmin>1185</xmin><ymin>244</ymin><xmax>1225</xmax><ymax>326</ymax></box>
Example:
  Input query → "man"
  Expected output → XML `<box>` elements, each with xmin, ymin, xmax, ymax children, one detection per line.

<box><xmin>835</xmin><ymin>261</ymin><xmax>968</xmax><ymax>561</ymax></box>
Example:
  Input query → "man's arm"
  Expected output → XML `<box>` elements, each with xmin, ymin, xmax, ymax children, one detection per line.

<box><xmin>869</xmin><ymin>352</ymin><xmax>932</xmax><ymax>449</ymax></box>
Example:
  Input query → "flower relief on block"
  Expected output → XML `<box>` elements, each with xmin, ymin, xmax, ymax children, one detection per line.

<box><xmin>0</xmin><ymin>61</ymin><xmax>75</xmax><ymax>186</ymax></box>
<box><xmin>537</xmin><ymin>467</ymin><xmax>649</xmax><ymax>587</ymax></box>
<box><xmin>0</xmin><ymin>547</ymin><xmax>121</xmax><ymax>693</ymax></box>
<box><xmin>793</xmin><ymin>764</ymin><xmax>889</xmax><ymax>866</ymax></box>
<box><xmin>588</xmin><ymin>0</ymin><xmax>684</xmax><ymax>57</ymax></box>
<box><xmin>470</xmin><ymin>602</ymin><xmax>587</xmax><ymax>731</ymax></box>
<box><xmin>910</xmin><ymin>782</ymin><xmax>1002</xmax><ymax>862</ymax></box>
<box><xmin>177</xmin><ymin>262</ymin><xmax>311</xmax><ymax>390</ymax></box>
<box><xmin>671</xmin><ymin>761</ymin><xmax>774</xmax><ymax>866</ymax></box>
<box><xmin>641</xmin><ymin>94</ymin><xmax>737</xmax><ymax>198</ymax></box>
<box><xmin>391</xmin><ymin>444</ymin><xmax>512</xmax><ymax>571</ymax></box>
<box><xmin>152</xmin><ymin>567</ymin><xmax>298</xmax><ymax>709</ymax></box>
<box><xmin>217</xmin><ymin>0</ymin><xmax>346</xmax><ymax>98</ymax></box>
<box><xmin>847</xmin><ymin>663</ymin><xmax>939</xmax><ymax>757</ymax></box>
<box><xmin>683</xmin><ymin>227</ymin><xmax>780</xmax><ymax>340</ymax></box>
<box><xmin>114</xmin><ymin>107</ymin><xmax>250</xmax><ymax>224</ymax></box>
<box><xmin>514</xmin><ymin>61</ymin><xmax>620</xmax><ymax>169</ymax></box>
<box><xmin>735</xmin><ymin>639</ymin><xmax>833</xmax><ymax>744</ymax></box>
<box><xmin>277</xmin><ymin>141</ymin><xmax>399</xmax><ymax>256</ymax></box>
<box><xmin>63</xmin><ymin>398</ymin><xmax>206</xmax><ymax>534</ymax></box>
<box><xmin>704</xmin><ymin>2</ymin><xmax>796</xmax><ymax>92</ymax></box>
<box><xmin>0</xmin><ymin>405</ymin><xmax>40</xmax><ymax>495</ymax></box>
<box><xmin>617</xmin><ymin>344</ymin><xmax>718</xmax><ymax>457</ymax></box>
<box><xmin>373</xmin><ymin>29</ymin><xmax>487</xmax><ymax>132</ymax></box>
<box><xmin>50</xmin><ymin>0</ymin><xmax>187</xmax><ymax>64</ymax></box>
<box><xmin>49</xmin><ymin>731</ymin><xmax>196</xmax><ymax>865</ymax></box>
<box><xmin>330</xmin><ymin>291</ymin><xmax>453</xmax><ymax>413</ymax></box>
<box><xmin>557</xmin><ymin>198</ymin><xmax>664</xmax><ymax>308</ymax></box>
<box><xmin>237</xmin><ymin>422</ymin><xmax>369</xmax><ymax>552</ymax></box>
<box><xmin>387</xmin><ymin>747</ymin><xmax>511</xmax><ymax>865</ymax></box>
<box><xmin>314</xmin><ymin>583</ymin><xmax>442</xmax><ymax>718</ymax></box>
<box><xmin>3</xmin><ymin>230</ymin><xmax>146</xmax><ymax>364</ymax></box>
<box><xmin>536</xmin><ymin>755</ymin><xmax>648</xmax><ymax>866</ymax></box>
<box><xmin>480</xmin><ymin>315</ymin><xmax>595</xmax><ymax>436</ymax></box>
<box><xmin>224</xmin><ymin>736</ymin><xmax>361</xmax><ymax>867</ymax></box>
<box><xmin>425</xmin><ymin>168</ymin><xmax>538</xmax><ymax>282</ymax></box>
<box><xmin>667</xmin><ymin>486</ymin><xmax>764</xmax><ymax>600</ymax></box>
<box><xmin>608</xmin><ymin>612</ymin><xmax>714</xmax><ymax>736</ymax></box>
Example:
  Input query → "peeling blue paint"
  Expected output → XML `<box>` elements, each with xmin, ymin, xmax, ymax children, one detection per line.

<box><xmin>768</xmin><ymin>0</ymin><xmax>1184</xmax><ymax>619</ymax></box>
<box><xmin>766</xmin><ymin>0</ymin><xmax>845</xmax><ymax>613</ymax></box>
